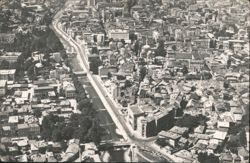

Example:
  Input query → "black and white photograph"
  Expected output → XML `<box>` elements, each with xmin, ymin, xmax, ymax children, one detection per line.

<box><xmin>0</xmin><ymin>0</ymin><xmax>249</xmax><ymax>162</ymax></box>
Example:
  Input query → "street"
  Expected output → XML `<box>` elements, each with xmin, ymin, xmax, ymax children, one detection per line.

<box><xmin>51</xmin><ymin>3</ymin><xmax>174</xmax><ymax>162</ymax></box>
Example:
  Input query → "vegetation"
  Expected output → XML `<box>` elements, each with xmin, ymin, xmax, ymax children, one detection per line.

<box><xmin>139</xmin><ymin>66</ymin><xmax>147</xmax><ymax>82</ymax></box>
<box><xmin>182</xmin><ymin>65</ymin><xmax>189</xmax><ymax>75</ymax></box>
<box><xmin>154</xmin><ymin>39</ymin><xmax>166</xmax><ymax>57</ymax></box>
<box><xmin>72</xmin><ymin>74</ymin><xmax>86</xmax><ymax>101</ymax></box>
<box><xmin>226</xmin><ymin>129</ymin><xmax>247</xmax><ymax>153</ymax></box>
<box><xmin>89</xmin><ymin>58</ymin><xmax>102</xmax><ymax>74</ymax></box>
<box><xmin>132</xmin><ymin>40</ymin><xmax>142</xmax><ymax>56</ymax></box>
<box><xmin>176</xmin><ymin>97</ymin><xmax>187</xmax><ymax>117</ymax></box>
<box><xmin>123</xmin><ymin>0</ymin><xmax>137</xmax><ymax>15</ymax></box>
<box><xmin>33</xmin><ymin>109</ymin><xmax>42</xmax><ymax>118</ymax></box>
<box><xmin>198</xmin><ymin>152</ymin><xmax>219</xmax><ymax>163</ymax></box>
<box><xmin>41</xmin><ymin>111</ymin><xmax>102</xmax><ymax>144</ymax></box>
<box><xmin>5</xmin><ymin>28</ymin><xmax>65</xmax><ymax>54</ymax></box>
<box><xmin>40</xmin><ymin>56</ymin><xmax>102</xmax><ymax>144</ymax></box>
<box><xmin>0</xmin><ymin>60</ymin><xmax>10</xmax><ymax>69</ymax></box>
<box><xmin>175</xmin><ymin>114</ymin><xmax>209</xmax><ymax>131</ymax></box>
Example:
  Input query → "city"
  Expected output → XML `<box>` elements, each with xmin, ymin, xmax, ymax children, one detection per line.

<box><xmin>0</xmin><ymin>0</ymin><xmax>249</xmax><ymax>162</ymax></box>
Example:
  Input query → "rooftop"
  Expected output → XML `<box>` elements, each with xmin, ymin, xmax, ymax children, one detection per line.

<box><xmin>8</xmin><ymin>116</ymin><xmax>19</xmax><ymax>123</ymax></box>
<box><xmin>158</xmin><ymin>130</ymin><xmax>181</xmax><ymax>140</ymax></box>
<box><xmin>0</xmin><ymin>80</ymin><xmax>7</xmax><ymax>87</ymax></box>
<box><xmin>0</xmin><ymin>69</ymin><xmax>16</xmax><ymax>74</ymax></box>
<box><xmin>169</xmin><ymin>126</ymin><xmax>188</xmax><ymax>135</ymax></box>
<box><xmin>213</xmin><ymin>130</ymin><xmax>227</xmax><ymax>140</ymax></box>
<box><xmin>129</xmin><ymin>105</ymin><xmax>144</xmax><ymax>115</ymax></box>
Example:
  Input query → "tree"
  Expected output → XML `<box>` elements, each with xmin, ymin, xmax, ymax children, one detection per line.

<box><xmin>138</xmin><ymin>57</ymin><xmax>146</xmax><ymax>66</ymax></box>
<box><xmin>182</xmin><ymin>65</ymin><xmax>188</xmax><ymax>75</ymax></box>
<box><xmin>241</xmin><ymin>104</ymin><xmax>249</xmax><ymax>126</ymax></box>
<box><xmin>227</xmin><ymin>135</ymin><xmax>240</xmax><ymax>151</ymax></box>
<box><xmin>239</xmin><ymin>130</ymin><xmax>247</xmax><ymax>146</ymax></box>
<box><xmin>133</xmin><ymin>40</ymin><xmax>141</xmax><ymax>56</ymax></box>
<box><xmin>125</xmin><ymin>80</ymin><xmax>132</xmax><ymax>88</ymax></box>
<box><xmin>223</xmin><ymin>80</ymin><xmax>230</xmax><ymax>89</ymax></box>
<box><xmin>41</xmin><ymin>114</ymin><xmax>60</xmax><ymax>140</ymax></box>
<box><xmin>70</xmin><ymin>113</ymin><xmax>81</xmax><ymax>124</ymax></box>
<box><xmin>89</xmin><ymin>58</ymin><xmax>102</xmax><ymax>74</ymax></box>
<box><xmin>124</xmin><ymin>0</ymin><xmax>137</xmax><ymax>15</ymax></box>
<box><xmin>77</xmin><ymin>99</ymin><xmax>93</xmax><ymax>113</ymax></box>
<box><xmin>61</xmin><ymin>126</ymin><xmax>74</xmax><ymax>140</ymax></box>
<box><xmin>0</xmin><ymin>60</ymin><xmax>10</xmax><ymax>69</ymax></box>
<box><xmin>85</xmin><ymin>120</ymin><xmax>101</xmax><ymax>144</ymax></box>
<box><xmin>176</xmin><ymin>114</ymin><xmax>209</xmax><ymax>130</ymax></box>
<box><xmin>107</xmin><ymin>72</ymin><xmax>112</xmax><ymax>79</ymax></box>
<box><xmin>27</xmin><ymin>64</ymin><xmax>35</xmax><ymax>80</ymax></box>
<box><xmin>52</xmin><ymin>129</ymin><xmax>62</xmax><ymax>142</ymax></box>
<box><xmin>198</xmin><ymin>152</ymin><xmax>219</xmax><ymax>163</ymax></box>
<box><xmin>227</xmin><ymin>59</ymin><xmax>231</xmax><ymax>68</ymax></box>
<box><xmin>155</xmin><ymin>138</ymin><xmax>167</xmax><ymax>147</ymax></box>
<box><xmin>9</xmin><ymin>0</ymin><xmax>21</xmax><ymax>9</ymax></box>
<box><xmin>172</xmin><ymin>45</ymin><xmax>177</xmax><ymax>51</ymax></box>
<box><xmin>33</xmin><ymin>109</ymin><xmax>42</xmax><ymax>118</ymax></box>
<box><xmin>139</xmin><ymin>66</ymin><xmax>147</xmax><ymax>82</ymax></box>
<box><xmin>41</xmin><ymin>129</ymin><xmax>52</xmax><ymax>141</ymax></box>
<box><xmin>176</xmin><ymin>98</ymin><xmax>187</xmax><ymax>117</ymax></box>
<box><xmin>129</xmin><ymin>33</ymin><xmax>137</xmax><ymax>42</ymax></box>
<box><xmin>155</xmin><ymin>39</ymin><xmax>166</xmax><ymax>57</ymax></box>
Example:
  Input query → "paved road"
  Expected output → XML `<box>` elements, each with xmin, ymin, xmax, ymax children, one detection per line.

<box><xmin>80</xmin><ymin>77</ymin><xmax>122</xmax><ymax>142</ymax></box>
<box><xmin>52</xmin><ymin>19</ymin><xmax>129</xmax><ymax>140</ymax></box>
<box><xmin>52</xmin><ymin>3</ymin><xmax>174</xmax><ymax>162</ymax></box>
<box><xmin>51</xmin><ymin>20</ymin><xmax>122</xmax><ymax>142</ymax></box>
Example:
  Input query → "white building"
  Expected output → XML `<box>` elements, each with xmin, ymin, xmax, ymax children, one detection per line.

<box><xmin>107</xmin><ymin>29</ymin><xmax>129</xmax><ymax>42</ymax></box>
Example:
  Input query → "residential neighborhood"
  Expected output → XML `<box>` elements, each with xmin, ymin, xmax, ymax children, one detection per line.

<box><xmin>0</xmin><ymin>0</ymin><xmax>249</xmax><ymax>162</ymax></box>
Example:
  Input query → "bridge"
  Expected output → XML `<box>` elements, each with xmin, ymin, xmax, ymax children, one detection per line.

<box><xmin>73</xmin><ymin>71</ymin><xmax>87</xmax><ymax>76</ymax></box>
<box><xmin>99</xmin><ymin>140</ymin><xmax>131</xmax><ymax>150</ymax></box>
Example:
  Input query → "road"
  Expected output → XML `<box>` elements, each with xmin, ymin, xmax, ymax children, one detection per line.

<box><xmin>80</xmin><ymin>76</ymin><xmax>122</xmax><ymax>142</ymax></box>
<box><xmin>51</xmin><ymin>19</ymin><xmax>121</xmax><ymax>142</ymax></box>
<box><xmin>51</xmin><ymin>2</ymin><xmax>174</xmax><ymax>162</ymax></box>
<box><xmin>52</xmin><ymin>11</ymin><xmax>129</xmax><ymax>141</ymax></box>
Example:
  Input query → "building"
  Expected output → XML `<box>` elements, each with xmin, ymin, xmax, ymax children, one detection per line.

<box><xmin>87</xmin><ymin>0</ymin><xmax>96</xmax><ymax>6</ymax></box>
<box><xmin>1</xmin><ymin>126</ymin><xmax>13</xmax><ymax>137</ymax></box>
<box><xmin>34</xmin><ymin>86</ymin><xmax>55</xmax><ymax>99</ymax></box>
<box><xmin>98</xmin><ymin>66</ymin><xmax>118</xmax><ymax>78</ymax></box>
<box><xmin>33</xmin><ymin>80</ymin><xmax>58</xmax><ymax>99</ymax></box>
<box><xmin>0</xmin><ymin>33</ymin><xmax>15</xmax><ymax>44</ymax></box>
<box><xmin>17</xmin><ymin>123</ymin><xmax>40</xmax><ymax>137</ymax></box>
<box><xmin>110</xmin><ymin>83</ymin><xmax>121</xmax><ymax>100</ymax></box>
<box><xmin>189</xmin><ymin>60</ymin><xmax>205</xmax><ymax>72</ymax></box>
<box><xmin>8</xmin><ymin>116</ymin><xmax>19</xmax><ymax>129</ymax></box>
<box><xmin>83</xmin><ymin>33</ymin><xmax>105</xmax><ymax>44</ymax></box>
<box><xmin>127</xmin><ymin>104</ymin><xmax>175</xmax><ymax>138</ymax></box>
<box><xmin>168</xmin><ymin>126</ymin><xmax>189</xmax><ymax>136</ymax></box>
<box><xmin>0</xmin><ymin>52</ymin><xmax>22</xmax><ymax>63</ymax></box>
<box><xmin>0</xmin><ymin>69</ymin><xmax>16</xmax><ymax>81</ymax></box>
<box><xmin>158</xmin><ymin>130</ymin><xmax>181</xmax><ymax>147</ymax></box>
<box><xmin>63</xmin><ymin>82</ymin><xmax>76</xmax><ymax>98</ymax></box>
<box><xmin>217</xmin><ymin>121</ymin><xmax>230</xmax><ymax>130</ymax></box>
<box><xmin>237</xmin><ymin>147</ymin><xmax>249</xmax><ymax>162</ymax></box>
<box><xmin>245</xmin><ymin>127</ymin><xmax>249</xmax><ymax>151</ymax></box>
<box><xmin>127</xmin><ymin>104</ymin><xmax>144</xmax><ymax>130</ymax></box>
<box><xmin>193</xmin><ymin>39</ymin><xmax>211</xmax><ymax>49</ymax></box>
<box><xmin>0</xmin><ymin>80</ymin><xmax>7</xmax><ymax>96</ymax></box>
<box><xmin>51</xmin><ymin>52</ymin><xmax>62</xmax><ymax>63</ymax></box>
<box><xmin>107</xmin><ymin>29</ymin><xmax>129</xmax><ymax>41</ymax></box>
